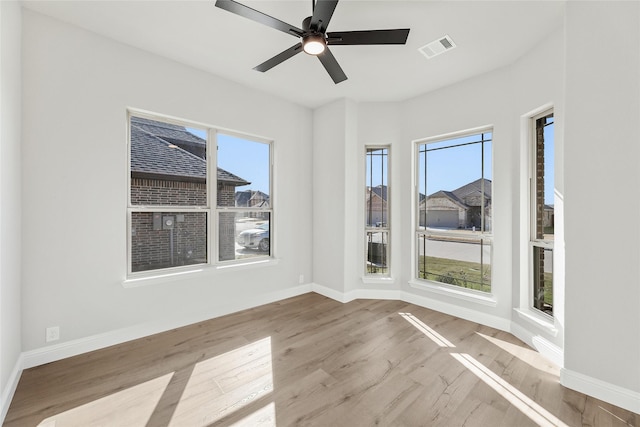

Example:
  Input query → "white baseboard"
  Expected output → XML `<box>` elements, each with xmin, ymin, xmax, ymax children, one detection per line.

<box><xmin>311</xmin><ymin>283</ymin><xmax>403</xmax><ymax>303</ymax></box>
<box><xmin>510</xmin><ymin>322</ymin><xmax>563</xmax><ymax>368</ymax></box>
<box><xmin>22</xmin><ymin>284</ymin><xmax>312</xmax><ymax>369</ymax></box>
<box><xmin>0</xmin><ymin>353</ymin><xmax>23</xmax><ymax>425</ymax></box>
<box><xmin>311</xmin><ymin>283</ymin><xmax>350</xmax><ymax>302</ymax></box>
<box><xmin>561</xmin><ymin>368</ymin><xmax>640</xmax><ymax>415</ymax></box>
<box><xmin>402</xmin><ymin>291</ymin><xmax>511</xmax><ymax>333</ymax></box>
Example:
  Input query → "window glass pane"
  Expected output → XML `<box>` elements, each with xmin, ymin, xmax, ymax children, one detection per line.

<box><xmin>366</xmin><ymin>148</ymin><xmax>388</xmax><ymax>227</ymax></box>
<box><xmin>535</xmin><ymin>115</ymin><xmax>554</xmax><ymax>240</ymax></box>
<box><xmin>221</xmin><ymin>212</ymin><xmax>270</xmax><ymax>262</ymax></box>
<box><xmin>365</xmin><ymin>147</ymin><xmax>390</xmax><ymax>276</ymax></box>
<box><xmin>366</xmin><ymin>231</ymin><xmax>388</xmax><ymax>274</ymax></box>
<box><xmin>416</xmin><ymin>131</ymin><xmax>492</xmax><ymax>291</ymax></box>
<box><xmin>419</xmin><ymin>133</ymin><xmax>492</xmax><ymax>232</ymax></box>
<box><xmin>217</xmin><ymin>134</ymin><xmax>270</xmax><ymax>209</ymax></box>
<box><xmin>417</xmin><ymin>234</ymin><xmax>491</xmax><ymax>292</ymax></box>
<box><xmin>533</xmin><ymin>246</ymin><xmax>553</xmax><ymax>315</ymax></box>
<box><xmin>131</xmin><ymin>211</ymin><xmax>207</xmax><ymax>272</ymax></box>
<box><xmin>130</xmin><ymin>116</ymin><xmax>207</xmax><ymax>206</ymax></box>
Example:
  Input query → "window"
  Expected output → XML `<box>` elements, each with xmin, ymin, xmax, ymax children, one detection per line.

<box><xmin>531</xmin><ymin>111</ymin><xmax>554</xmax><ymax>316</ymax></box>
<box><xmin>416</xmin><ymin>130</ymin><xmax>492</xmax><ymax>292</ymax></box>
<box><xmin>127</xmin><ymin>112</ymin><xmax>272</xmax><ymax>276</ymax></box>
<box><xmin>217</xmin><ymin>133</ymin><xmax>272</xmax><ymax>262</ymax></box>
<box><xmin>365</xmin><ymin>146</ymin><xmax>390</xmax><ymax>276</ymax></box>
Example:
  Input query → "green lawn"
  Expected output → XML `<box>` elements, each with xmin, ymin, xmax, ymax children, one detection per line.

<box><xmin>418</xmin><ymin>256</ymin><xmax>491</xmax><ymax>292</ymax></box>
<box><xmin>417</xmin><ymin>255</ymin><xmax>553</xmax><ymax>309</ymax></box>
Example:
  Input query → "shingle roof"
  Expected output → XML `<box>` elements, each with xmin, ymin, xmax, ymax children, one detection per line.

<box><xmin>130</xmin><ymin>116</ymin><xmax>249</xmax><ymax>186</ymax></box>
<box><xmin>369</xmin><ymin>185</ymin><xmax>388</xmax><ymax>201</ymax></box>
<box><xmin>131</xmin><ymin>116</ymin><xmax>206</xmax><ymax>145</ymax></box>
<box><xmin>427</xmin><ymin>190</ymin><xmax>468</xmax><ymax>208</ymax></box>
<box><xmin>425</xmin><ymin>179</ymin><xmax>491</xmax><ymax>209</ymax></box>
<box><xmin>451</xmin><ymin>178</ymin><xmax>492</xmax><ymax>200</ymax></box>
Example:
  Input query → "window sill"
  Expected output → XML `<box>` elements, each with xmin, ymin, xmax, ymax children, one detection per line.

<box><xmin>216</xmin><ymin>257</ymin><xmax>279</xmax><ymax>272</ymax></box>
<box><xmin>408</xmin><ymin>279</ymin><xmax>497</xmax><ymax>307</ymax></box>
<box><xmin>514</xmin><ymin>308</ymin><xmax>558</xmax><ymax>336</ymax></box>
<box><xmin>361</xmin><ymin>276</ymin><xmax>395</xmax><ymax>285</ymax></box>
<box><xmin>123</xmin><ymin>258</ymin><xmax>279</xmax><ymax>288</ymax></box>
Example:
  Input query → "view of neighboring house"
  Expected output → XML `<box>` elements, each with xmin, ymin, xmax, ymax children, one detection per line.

<box><xmin>129</xmin><ymin>116</ymin><xmax>249</xmax><ymax>269</ymax></box>
<box><xmin>419</xmin><ymin>178</ymin><xmax>493</xmax><ymax>230</ymax></box>
<box><xmin>365</xmin><ymin>185</ymin><xmax>388</xmax><ymax>226</ymax></box>
<box><xmin>235</xmin><ymin>189</ymin><xmax>270</xmax><ymax>220</ymax></box>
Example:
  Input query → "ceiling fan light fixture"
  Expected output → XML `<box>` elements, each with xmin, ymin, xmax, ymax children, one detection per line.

<box><xmin>303</xmin><ymin>35</ymin><xmax>326</xmax><ymax>55</ymax></box>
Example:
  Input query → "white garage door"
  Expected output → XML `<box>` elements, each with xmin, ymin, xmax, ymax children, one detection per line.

<box><xmin>426</xmin><ymin>210</ymin><xmax>458</xmax><ymax>228</ymax></box>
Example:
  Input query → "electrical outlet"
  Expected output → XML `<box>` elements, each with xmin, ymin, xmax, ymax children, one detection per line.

<box><xmin>299</xmin><ymin>274</ymin><xmax>304</xmax><ymax>284</ymax></box>
<box><xmin>46</xmin><ymin>326</ymin><xmax>60</xmax><ymax>343</ymax></box>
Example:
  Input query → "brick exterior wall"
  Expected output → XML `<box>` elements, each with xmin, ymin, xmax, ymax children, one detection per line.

<box><xmin>534</xmin><ymin>116</ymin><xmax>547</xmax><ymax>311</ymax></box>
<box><xmin>130</xmin><ymin>177</ymin><xmax>237</xmax><ymax>271</ymax></box>
<box><xmin>131</xmin><ymin>211</ymin><xmax>207</xmax><ymax>272</ymax></box>
<box><xmin>217</xmin><ymin>183</ymin><xmax>237</xmax><ymax>262</ymax></box>
<box><xmin>131</xmin><ymin>178</ymin><xmax>207</xmax><ymax>206</ymax></box>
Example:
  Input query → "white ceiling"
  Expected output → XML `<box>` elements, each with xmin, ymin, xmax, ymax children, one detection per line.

<box><xmin>22</xmin><ymin>0</ymin><xmax>565</xmax><ymax>109</ymax></box>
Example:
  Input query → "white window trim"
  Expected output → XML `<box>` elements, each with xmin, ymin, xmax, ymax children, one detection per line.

<box><xmin>364</xmin><ymin>145</ymin><xmax>391</xmax><ymax>278</ymax></box>
<box><xmin>126</xmin><ymin>109</ymin><xmax>274</xmax><ymax>282</ymax></box>
<box><xmin>529</xmin><ymin>108</ymin><xmax>555</xmax><ymax>317</ymax></box>
<box><xmin>412</xmin><ymin>125</ymin><xmax>494</xmax><ymax>295</ymax></box>
<box><xmin>514</xmin><ymin>308</ymin><xmax>557</xmax><ymax>336</ymax></box>
<box><xmin>408</xmin><ymin>279</ymin><xmax>498</xmax><ymax>306</ymax></box>
<box><xmin>122</xmin><ymin>258</ymin><xmax>281</xmax><ymax>288</ymax></box>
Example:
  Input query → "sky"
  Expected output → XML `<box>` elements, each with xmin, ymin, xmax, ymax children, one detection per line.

<box><xmin>419</xmin><ymin>133</ymin><xmax>493</xmax><ymax>197</ymax></box>
<box><xmin>417</xmin><ymin>126</ymin><xmax>554</xmax><ymax>205</ymax></box>
<box><xmin>543</xmin><ymin>119</ymin><xmax>555</xmax><ymax>205</ymax></box>
<box><xmin>187</xmin><ymin>128</ymin><xmax>270</xmax><ymax>195</ymax></box>
<box><xmin>191</xmin><ymin>122</ymin><xmax>554</xmax><ymax>205</ymax></box>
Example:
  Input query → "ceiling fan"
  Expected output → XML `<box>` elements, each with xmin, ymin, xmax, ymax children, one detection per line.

<box><xmin>214</xmin><ymin>0</ymin><xmax>410</xmax><ymax>84</ymax></box>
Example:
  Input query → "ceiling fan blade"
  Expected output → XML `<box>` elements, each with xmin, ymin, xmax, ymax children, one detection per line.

<box><xmin>310</xmin><ymin>0</ymin><xmax>339</xmax><ymax>33</ymax></box>
<box><xmin>317</xmin><ymin>47</ymin><xmax>347</xmax><ymax>84</ymax></box>
<box><xmin>215</xmin><ymin>0</ymin><xmax>303</xmax><ymax>37</ymax></box>
<box><xmin>327</xmin><ymin>29</ymin><xmax>410</xmax><ymax>45</ymax></box>
<box><xmin>254</xmin><ymin>44</ymin><xmax>304</xmax><ymax>72</ymax></box>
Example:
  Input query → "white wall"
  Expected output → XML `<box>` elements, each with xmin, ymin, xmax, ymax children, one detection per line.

<box><xmin>562</xmin><ymin>1</ymin><xmax>640</xmax><ymax>406</ymax></box>
<box><xmin>20</xmin><ymin>10</ymin><xmax>313</xmax><ymax>352</ymax></box>
<box><xmin>312</xmin><ymin>99</ymin><xmax>354</xmax><ymax>295</ymax></box>
<box><xmin>0</xmin><ymin>0</ymin><xmax>23</xmax><ymax>420</ymax></box>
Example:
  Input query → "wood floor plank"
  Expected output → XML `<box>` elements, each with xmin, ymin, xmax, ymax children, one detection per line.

<box><xmin>4</xmin><ymin>293</ymin><xmax>639</xmax><ymax>427</ymax></box>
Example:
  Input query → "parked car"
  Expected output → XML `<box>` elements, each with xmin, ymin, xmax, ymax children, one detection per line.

<box><xmin>236</xmin><ymin>222</ymin><xmax>269</xmax><ymax>252</ymax></box>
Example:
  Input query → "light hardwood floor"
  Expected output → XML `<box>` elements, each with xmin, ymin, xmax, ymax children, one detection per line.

<box><xmin>4</xmin><ymin>293</ymin><xmax>639</xmax><ymax>426</ymax></box>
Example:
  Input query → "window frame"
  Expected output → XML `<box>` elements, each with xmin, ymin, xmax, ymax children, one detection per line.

<box><xmin>215</xmin><ymin>129</ymin><xmax>274</xmax><ymax>264</ymax></box>
<box><xmin>126</xmin><ymin>110</ymin><xmax>274</xmax><ymax>279</ymax></box>
<box><xmin>529</xmin><ymin>109</ymin><xmax>554</xmax><ymax>318</ymax></box>
<box><xmin>364</xmin><ymin>145</ymin><xmax>391</xmax><ymax>277</ymax></box>
<box><xmin>413</xmin><ymin>126</ymin><xmax>494</xmax><ymax>294</ymax></box>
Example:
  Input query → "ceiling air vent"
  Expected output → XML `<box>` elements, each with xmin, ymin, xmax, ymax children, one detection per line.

<box><xmin>419</xmin><ymin>35</ymin><xmax>456</xmax><ymax>59</ymax></box>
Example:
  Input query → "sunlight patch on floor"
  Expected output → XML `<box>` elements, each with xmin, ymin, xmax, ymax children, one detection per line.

<box><xmin>451</xmin><ymin>353</ymin><xmax>568</xmax><ymax>427</ymax></box>
<box><xmin>229</xmin><ymin>401</ymin><xmax>277</xmax><ymax>426</ymax></box>
<box><xmin>399</xmin><ymin>313</ymin><xmax>455</xmax><ymax>348</ymax></box>
<box><xmin>37</xmin><ymin>372</ymin><xmax>174</xmax><ymax>427</ymax></box>
<box><xmin>476</xmin><ymin>332</ymin><xmax>559</xmax><ymax>375</ymax></box>
<box><xmin>169</xmin><ymin>336</ymin><xmax>274</xmax><ymax>426</ymax></box>
<box><xmin>400</xmin><ymin>312</ymin><xmax>568</xmax><ymax>427</ymax></box>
